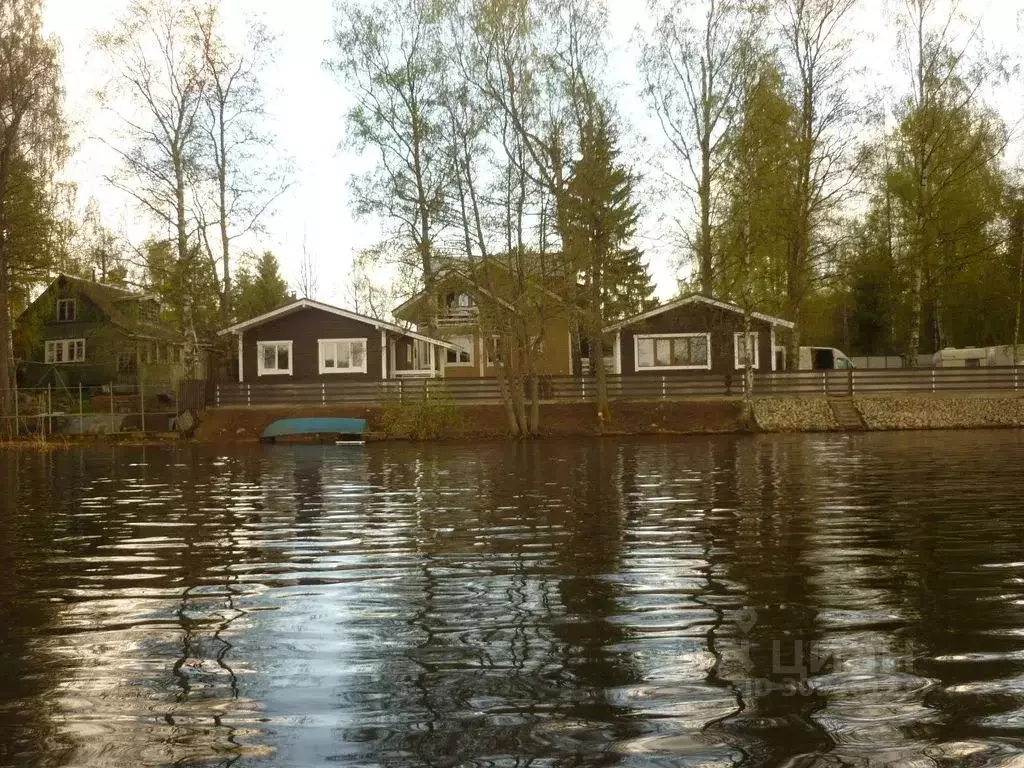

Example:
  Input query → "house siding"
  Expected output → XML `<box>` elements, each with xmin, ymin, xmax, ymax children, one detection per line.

<box><xmin>242</xmin><ymin>307</ymin><xmax>384</xmax><ymax>382</ymax></box>
<box><xmin>618</xmin><ymin>303</ymin><xmax>775</xmax><ymax>376</ymax></box>
<box><xmin>396</xmin><ymin>272</ymin><xmax>576</xmax><ymax>378</ymax></box>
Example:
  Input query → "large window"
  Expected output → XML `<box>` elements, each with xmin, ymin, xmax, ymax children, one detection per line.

<box><xmin>634</xmin><ymin>333</ymin><xmax>710</xmax><ymax>371</ymax></box>
<box><xmin>257</xmin><ymin>340</ymin><xmax>292</xmax><ymax>376</ymax></box>
<box><xmin>733</xmin><ymin>332</ymin><xmax>760</xmax><ymax>369</ymax></box>
<box><xmin>56</xmin><ymin>298</ymin><xmax>76</xmax><ymax>322</ymax></box>
<box><xmin>445</xmin><ymin>334</ymin><xmax>474</xmax><ymax>366</ymax></box>
<box><xmin>319</xmin><ymin>338</ymin><xmax>367</xmax><ymax>374</ymax></box>
<box><xmin>45</xmin><ymin>338</ymin><xmax>86</xmax><ymax>363</ymax></box>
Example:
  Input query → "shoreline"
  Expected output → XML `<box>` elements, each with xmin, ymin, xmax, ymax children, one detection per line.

<box><xmin>4</xmin><ymin>395</ymin><xmax>1023</xmax><ymax>448</ymax></box>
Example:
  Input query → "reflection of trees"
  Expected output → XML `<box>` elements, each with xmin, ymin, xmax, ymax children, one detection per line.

<box><xmin>699</xmin><ymin>436</ymin><xmax>832</xmax><ymax>764</ymax></box>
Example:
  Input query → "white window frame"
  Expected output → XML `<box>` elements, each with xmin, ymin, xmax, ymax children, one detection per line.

<box><xmin>445</xmin><ymin>334</ymin><xmax>475</xmax><ymax>367</ymax></box>
<box><xmin>56</xmin><ymin>298</ymin><xmax>76</xmax><ymax>322</ymax></box>
<box><xmin>45</xmin><ymin>338</ymin><xmax>86</xmax><ymax>364</ymax></box>
<box><xmin>318</xmin><ymin>338</ymin><xmax>368</xmax><ymax>374</ymax></box>
<box><xmin>634</xmin><ymin>333</ymin><xmax>711</xmax><ymax>371</ymax></box>
<box><xmin>257</xmin><ymin>340</ymin><xmax>293</xmax><ymax>376</ymax></box>
<box><xmin>733</xmin><ymin>331</ymin><xmax>760</xmax><ymax>370</ymax></box>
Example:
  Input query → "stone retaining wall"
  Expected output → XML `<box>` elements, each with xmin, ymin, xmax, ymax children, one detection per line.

<box><xmin>856</xmin><ymin>396</ymin><xmax>1024</xmax><ymax>430</ymax></box>
<box><xmin>753</xmin><ymin>398</ymin><xmax>839</xmax><ymax>432</ymax></box>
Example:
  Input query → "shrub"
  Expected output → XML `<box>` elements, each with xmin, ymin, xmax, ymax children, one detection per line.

<box><xmin>380</xmin><ymin>393</ymin><xmax>462</xmax><ymax>440</ymax></box>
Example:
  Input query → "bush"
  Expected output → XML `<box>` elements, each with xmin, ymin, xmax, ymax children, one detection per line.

<box><xmin>379</xmin><ymin>393</ymin><xmax>462</xmax><ymax>440</ymax></box>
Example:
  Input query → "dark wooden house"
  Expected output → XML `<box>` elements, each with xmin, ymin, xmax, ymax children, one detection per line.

<box><xmin>16</xmin><ymin>274</ymin><xmax>191</xmax><ymax>388</ymax></box>
<box><xmin>220</xmin><ymin>299</ymin><xmax>456</xmax><ymax>382</ymax></box>
<box><xmin>604</xmin><ymin>295</ymin><xmax>794</xmax><ymax>375</ymax></box>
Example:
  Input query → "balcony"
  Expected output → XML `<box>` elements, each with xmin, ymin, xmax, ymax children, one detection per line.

<box><xmin>434</xmin><ymin>306</ymin><xmax>479</xmax><ymax>328</ymax></box>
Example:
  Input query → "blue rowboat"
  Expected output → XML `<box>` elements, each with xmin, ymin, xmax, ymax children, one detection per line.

<box><xmin>260</xmin><ymin>417</ymin><xmax>368</xmax><ymax>444</ymax></box>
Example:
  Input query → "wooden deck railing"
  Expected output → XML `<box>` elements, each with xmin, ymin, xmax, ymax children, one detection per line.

<box><xmin>213</xmin><ymin>367</ymin><xmax>1024</xmax><ymax>408</ymax></box>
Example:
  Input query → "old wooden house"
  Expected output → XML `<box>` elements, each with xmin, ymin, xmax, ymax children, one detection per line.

<box><xmin>16</xmin><ymin>274</ymin><xmax>192</xmax><ymax>389</ymax></box>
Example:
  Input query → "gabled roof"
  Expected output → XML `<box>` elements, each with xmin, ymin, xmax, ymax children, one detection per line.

<box><xmin>603</xmin><ymin>294</ymin><xmax>795</xmax><ymax>332</ymax></box>
<box><xmin>219</xmin><ymin>298</ymin><xmax>459</xmax><ymax>350</ymax></box>
<box><xmin>392</xmin><ymin>256</ymin><xmax>570</xmax><ymax>320</ymax></box>
<box><xmin>24</xmin><ymin>274</ymin><xmax>182</xmax><ymax>341</ymax></box>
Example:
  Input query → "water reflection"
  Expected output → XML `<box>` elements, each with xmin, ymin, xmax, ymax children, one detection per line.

<box><xmin>1</xmin><ymin>432</ymin><xmax>1024</xmax><ymax>766</ymax></box>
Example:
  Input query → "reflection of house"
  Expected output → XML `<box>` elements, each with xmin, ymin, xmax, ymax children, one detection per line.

<box><xmin>392</xmin><ymin>261</ymin><xmax>576</xmax><ymax>378</ymax></box>
<box><xmin>604</xmin><ymin>295</ymin><xmax>794</xmax><ymax>375</ymax></box>
<box><xmin>220</xmin><ymin>298</ymin><xmax>456</xmax><ymax>381</ymax></box>
<box><xmin>16</xmin><ymin>274</ymin><xmax>192</xmax><ymax>388</ymax></box>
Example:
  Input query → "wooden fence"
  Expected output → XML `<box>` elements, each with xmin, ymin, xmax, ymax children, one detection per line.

<box><xmin>213</xmin><ymin>367</ymin><xmax>1024</xmax><ymax>408</ymax></box>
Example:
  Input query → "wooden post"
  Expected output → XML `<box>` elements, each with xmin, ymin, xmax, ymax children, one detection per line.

<box><xmin>246</xmin><ymin>383</ymin><xmax>251</xmax><ymax>406</ymax></box>
<box><xmin>849</xmin><ymin>368</ymin><xmax>854</xmax><ymax>397</ymax></box>
<box><xmin>12</xmin><ymin>377</ymin><xmax>18</xmax><ymax>437</ymax></box>
<box><xmin>931</xmin><ymin>369</ymin><xmax>936</xmax><ymax>393</ymax></box>
<box><xmin>139</xmin><ymin>378</ymin><xmax>146</xmax><ymax>432</ymax></box>
<box><xmin>78</xmin><ymin>383</ymin><xmax>83</xmax><ymax>434</ymax></box>
<box><xmin>46</xmin><ymin>384</ymin><xmax>51</xmax><ymax>437</ymax></box>
<box><xmin>216</xmin><ymin>384</ymin><xmax>221</xmax><ymax>408</ymax></box>
<box><xmin>322</xmin><ymin>382</ymin><xmax>326</xmax><ymax>406</ymax></box>
<box><xmin>661</xmin><ymin>375</ymin><xmax>666</xmax><ymax>400</ymax></box>
<box><xmin>110</xmin><ymin>382</ymin><xmax>115</xmax><ymax>434</ymax></box>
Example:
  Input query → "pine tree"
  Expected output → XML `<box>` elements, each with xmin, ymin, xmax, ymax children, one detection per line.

<box><xmin>561</xmin><ymin>101</ymin><xmax>652</xmax><ymax>419</ymax></box>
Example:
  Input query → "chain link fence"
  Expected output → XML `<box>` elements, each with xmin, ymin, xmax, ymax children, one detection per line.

<box><xmin>4</xmin><ymin>380</ymin><xmax>187</xmax><ymax>438</ymax></box>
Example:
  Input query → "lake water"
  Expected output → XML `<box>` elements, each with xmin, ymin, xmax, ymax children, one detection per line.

<box><xmin>2</xmin><ymin>432</ymin><xmax>1024</xmax><ymax>767</ymax></box>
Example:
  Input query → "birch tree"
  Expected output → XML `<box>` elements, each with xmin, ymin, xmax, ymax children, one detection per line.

<box><xmin>96</xmin><ymin>0</ymin><xmax>207</xmax><ymax>372</ymax></box>
<box><xmin>330</xmin><ymin>0</ymin><xmax>449</xmax><ymax>290</ymax></box>
<box><xmin>642</xmin><ymin>0</ymin><xmax>753</xmax><ymax>295</ymax></box>
<box><xmin>0</xmin><ymin>0</ymin><xmax>65</xmax><ymax>436</ymax></box>
<box><xmin>193</xmin><ymin>4</ymin><xmax>287</xmax><ymax>326</ymax></box>
<box><xmin>776</xmin><ymin>0</ymin><xmax>858</xmax><ymax>367</ymax></box>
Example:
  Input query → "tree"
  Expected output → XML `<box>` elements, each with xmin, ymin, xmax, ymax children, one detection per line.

<box><xmin>96</xmin><ymin>0</ymin><xmax>207</xmax><ymax>372</ymax></box>
<box><xmin>889</xmin><ymin>0</ymin><xmax>1007</xmax><ymax>363</ymax></box>
<box><xmin>232</xmin><ymin>251</ymin><xmax>293</xmax><ymax>321</ymax></box>
<box><xmin>561</xmin><ymin>101</ymin><xmax>649</xmax><ymax>420</ymax></box>
<box><xmin>192</xmin><ymin>4</ymin><xmax>288</xmax><ymax>326</ymax></box>
<box><xmin>142</xmin><ymin>238</ymin><xmax>220</xmax><ymax>334</ymax></box>
<box><xmin>330</xmin><ymin>0</ymin><xmax>448</xmax><ymax>287</ymax></box>
<box><xmin>716</xmin><ymin>59</ymin><xmax>797</xmax><ymax>401</ymax></box>
<box><xmin>296</xmin><ymin>236</ymin><xmax>319</xmax><ymax>300</ymax></box>
<box><xmin>641</xmin><ymin>0</ymin><xmax>755</xmax><ymax>294</ymax></box>
<box><xmin>776</xmin><ymin>0</ymin><xmax>859</xmax><ymax>367</ymax></box>
<box><xmin>0</xmin><ymin>0</ymin><xmax>65</xmax><ymax>436</ymax></box>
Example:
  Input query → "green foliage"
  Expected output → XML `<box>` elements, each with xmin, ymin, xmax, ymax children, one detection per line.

<box><xmin>143</xmin><ymin>238</ymin><xmax>221</xmax><ymax>335</ymax></box>
<box><xmin>232</xmin><ymin>251</ymin><xmax>294</xmax><ymax>321</ymax></box>
<box><xmin>562</xmin><ymin>102</ymin><xmax>655</xmax><ymax>321</ymax></box>
<box><xmin>380</xmin><ymin>392</ymin><xmax>461</xmax><ymax>440</ymax></box>
<box><xmin>715</xmin><ymin>61</ymin><xmax>796</xmax><ymax>316</ymax></box>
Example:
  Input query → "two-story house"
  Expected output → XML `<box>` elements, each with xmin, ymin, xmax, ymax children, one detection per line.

<box><xmin>391</xmin><ymin>259</ymin><xmax>577</xmax><ymax>378</ymax></box>
<box><xmin>16</xmin><ymin>274</ymin><xmax>194</xmax><ymax>388</ymax></box>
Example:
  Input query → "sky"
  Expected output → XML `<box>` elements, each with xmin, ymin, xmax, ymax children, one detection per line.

<box><xmin>42</xmin><ymin>0</ymin><xmax>1024</xmax><ymax>310</ymax></box>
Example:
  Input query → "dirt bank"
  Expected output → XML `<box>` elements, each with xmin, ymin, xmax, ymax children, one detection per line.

<box><xmin>194</xmin><ymin>399</ymin><xmax>750</xmax><ymax>443</ymax></box>
<box><xmin>856</xmin><ymin>396</ymin><xmax>1024</xmax><ymax>430</ymax></box>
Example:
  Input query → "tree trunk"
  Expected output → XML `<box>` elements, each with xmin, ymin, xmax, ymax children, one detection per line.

<box><xmin>1014</xmin><ymin>221</ymin><xmax>1023</xmax><ymax>366</ymax></box>
<box><xmin>218</xmin><ymin>104</ymin><xmax>231</xmax><ymax>325</ymax></box>
<box><xmin>527</xmin><ymin>367</ymin><xmax>539</xmax><ymax>436</ymax></box>
<box><xmin>907</xmin><ymin>255</ymin><xmax>923</xmax><ymax>367</ymax></box>
<box><xmin>698</xmin><ymin>136</ymin><xmax>713</xmax><ymax>295</ymax></box>
<box><xmin>0</xmin><ymin>242</ymin><xmax>12</xmax><ymax>439</ymax></box>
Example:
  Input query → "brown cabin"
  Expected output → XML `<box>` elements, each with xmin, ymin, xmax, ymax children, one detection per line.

<box><xmin>220</xmin><ymin>299</ymin><xmax>456</xmax><ymax>382</ymax></box>
<box><xmin>604</xmin><ymin>295</ymin><xmax>794</xmax><ymax>375</ymax></box>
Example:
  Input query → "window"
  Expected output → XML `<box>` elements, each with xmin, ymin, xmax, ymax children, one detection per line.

<box><xmin>445</xmin><ymin>292</ymin><xmax>474</xmax><ymax>310</ymax></box>
<box><xmin>635</xmin><ymin>333</ymin><xmax>710</xmax><ymax>371</ymax></box>
<box><xmin>57</xmin><ymin>299</ymin><xmax>76</xmax><ymax>322</ymax></box>
<box><xmin>733</xmin><ymin>332</ymin><xmax>760</xmax><ymax>369</ymax></box>
<box><xmin>446</xmin><ymin>334</ymin><xmax>474</xmax><ymax>366</ymax></box>
<box><xmin>257</xmin><ymin>340</ymin><xmax>293</xmax><ymax>376</ymax></box>
<box><xmin>45</xmin><ymin>338</ymin><xmax>86</xmax><ymax>363</ymax></box>
<box><xmin>319</xmin><ymin>338</ymin><xmax>367</xmax><ymax>374</ymax></box>
<box><xmin>118</xmin><ymin>352</ymin><xmax>137</xmax><ymax>375</ymax></box>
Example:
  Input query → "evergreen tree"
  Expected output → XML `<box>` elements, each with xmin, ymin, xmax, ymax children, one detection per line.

<box><xmin>561</xmin><ymin>101</ymin><xmax>651</xmax><ymax>419</ymax></box>
<box><xmin>232</xmin><ymin>250</ymin><xmax>293</xmax><ymax>321</ymax></box>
